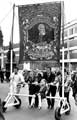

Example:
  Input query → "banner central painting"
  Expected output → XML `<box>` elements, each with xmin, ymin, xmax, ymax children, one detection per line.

<box><xmin>18</xmin><ymin>2</ymin><xmax>61</xmax><ymax>65</ymax></box>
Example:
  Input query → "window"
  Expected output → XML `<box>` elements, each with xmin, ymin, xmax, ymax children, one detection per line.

<box><xmin>70</xmin><ymin>50</ymin><xmax>77</xmax><ymax>59</ymax></box>
<box><xmin>71</xmin><ymin>50</ymin><xmax>77</xmax><ymax>53</ymax></box>
<box><xmin>64</xmin><ymin>51</ymin><xmax>68</xmax><ymax>59</ymax></box>
<box><xmin>69</xmin><ymin>37</ymin><xmax>74</xmax><ymax>41</ymax></box>
<box><xmin>60</xmin><ymin>32</ymin><xmax>62</xmax><ymax>40</ymax></box>
<box><xmin>75</xmin><ymin>26</ymin><xmax>77</xmax><ymax>33</ymax></box>
<box><xmin>64</xmin><ymin>30</ymin><xmax>68</xmax><ymax>37</ymax></box>
<box><xmin>69</xmin><ymin>28</ymin><xmax>73</xmax><ymax>35</ymax></box>
<box><xmin>64</xmin><ymin>42</ymin><xmax>67</xmax><ymax>48</ymax></box>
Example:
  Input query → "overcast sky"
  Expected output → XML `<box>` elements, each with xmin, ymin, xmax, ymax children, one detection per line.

<box><xmin>0</xmin><ymin>0</ymin><xmax>77</xmax><ymax>46</ymax></box>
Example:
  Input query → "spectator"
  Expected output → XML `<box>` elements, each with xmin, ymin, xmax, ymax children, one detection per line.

<box><xmin>0</xmin><ymin>98</ymin><xmax>5</xmax><ymax>120</ymax></box>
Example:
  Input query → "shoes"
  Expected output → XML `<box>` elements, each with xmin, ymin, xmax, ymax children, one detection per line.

<box><xmin>47</xmin><ymin>105</ymin><xmax>54</xmax><ymax>109</ymax></box>
<box><xmin>47</xmin><ymin>105</ymin><xmax>50</xmax><ymax>109</ymax></box>
<box><xmin>31</xmin><ymin>105</ymin><xmax>34</xmax><ymax>108</ymax></box>
<box><xmin>28</xmin><ymin>105</ymin><xmax>34</xmax><ymax>108</ymax></box>
<box><xmin>38</xmin><ymin>106</ymin><xmax>41</xmax><ymax>110</ymax></box>
<box><xmin>28</xmin><ymin>105</ymin><xmax>31</xmax><ymax>108</ymax></box>
<box><xmin>50</xmin><ymin>105</ymin><xmax>54</xmax><ymax>109</ymax></box>
<box><xmin>28</xmin><ymin>104</ymin><xmax>35</xmax><ymax>108</ymax></box>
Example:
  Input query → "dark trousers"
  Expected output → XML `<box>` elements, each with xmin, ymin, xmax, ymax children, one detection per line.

<box><xmin>47</xmin><ymin>85</ymin><xmax>56</xmax><ymax>107</ymax></box>
<box><xmin>59</xmin><ymin>86</ymin><xmax>70</xmax><ymax>103</ymax></box>
<box><xmin>29</xmin><ymin>84</ymin><xmax>40</xmax><ymax>106</ymax></box>
<box><xmin>0</xmin><ymin>98</ymin><xmax>5</xmax><ymax>120</ymax></box>
<box><xmin>29</xmin><ymin>84</ymin><xmax>35</xmax><ymax>105</ymax></box>
<box><xmin>1</xmin><ymin>76</ymin><xmax>4</xmax><ymax>83</ymax></box>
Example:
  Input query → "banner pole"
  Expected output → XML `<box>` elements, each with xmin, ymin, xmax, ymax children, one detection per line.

<box><xmin>10</xmin><ymin>4</ymin><xmax>15</xmax><ymax>75</ymax></box>
<box><xmin>61</xmin><ymin>1</ymin><xmax>64</xmax><ymax>98</ymax></box>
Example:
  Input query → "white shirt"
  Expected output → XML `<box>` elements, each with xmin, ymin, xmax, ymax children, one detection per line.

<box><xmin>10</xmin><ymin>72</ymin><xmax>24</xmax><ymax>85</ymax></box>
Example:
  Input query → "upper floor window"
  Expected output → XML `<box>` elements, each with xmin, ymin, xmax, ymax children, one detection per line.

<box><xmin>71</xmin><ymin>50</ymin><xmax>77</xmax><ymax>53</ymax></box>
<box><xmin>64</xmin><ymin>30</ymin><xmax>68</xmax><ymax>37</ymax></box>
<box><xmin>69</xmin><ymin>28</ymin><xmax>73</xmax><ymax>35</ymax></box>
<box><xmin>69</xmin><ymin>37</ymin><xmax>74</xmax><ymax>41</ymax></box>
<box><xmin>75</xmin><ymin>26</ymin><xmax>77</xmax><ymax>33</ymax></box>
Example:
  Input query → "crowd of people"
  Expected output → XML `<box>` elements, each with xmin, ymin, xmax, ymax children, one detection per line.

<box><xmin>1</xmin><ymin>65</ymin><xmax>77</xmax><ymax>120</ymax></box>
<box><xmin>1</xmin><ymin>65</ymin><xmax>77</xmax><ymax>111</ymax></box>
<box><xmin>8</xmin><ymin>66</ymin><xmax>75</xmax><ymax>110</ymax></box>
<box><xmin>0</xmin><ymin>68</ymin><xmax>10</xmax><ymax>83</ymax></box>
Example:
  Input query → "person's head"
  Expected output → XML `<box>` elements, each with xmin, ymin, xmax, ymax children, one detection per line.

<box><xmin>14</xmin><ymin>66</ymin><xmax>18</xmax><ymax>74</ymax></box>
<box><xmin>35</xmin><ymin>76</ymin><xmax>38</xmax><ymax>82</ymax></box>
<box><xmin>29</xmin><ymin>71</ymin><xmax>34</xmax><ymax>78</ymax></box>
<box><xmin>46</xmin><ymin>67</ymin><xmax>51</xmax><ymax>75</ymax></box>
<box><xmin>75</xmin><ymin>93</ymin><xmax>77</xmax><ymax>106</ymax></box>
<box><xmin>23</xmin><ymin>69</ymin><xmax>28</xmax><ymax>77</ymax></box>
<box><xmin>75</xmin><ymin>72</ymin><xmax>77</xmax><ymax>75</ymax></box>
<box><xmin>57</xmin><ymin>71</ymin><xmax>62</xmax><ymax>79</ymax></box>
<box><xmin>38</xmin><ymin>73</ymin><xmax>42</xmax><ymax>78</ymax></box>
<box><xmin>64</xmin><ymin>69</ymin><xmax>67</xmax><ymax>76</ymax></box>
<box><xmin>40</xmin><ymin>79</ymin><xmax>46</xmax><ymax>86</ymax></box>
<box><xmin>38</xmin><ymin>23</ymin><xmax>45</xmax><ymax>35</ymax></box>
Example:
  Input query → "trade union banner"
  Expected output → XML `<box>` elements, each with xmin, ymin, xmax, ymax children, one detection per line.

<box><xmin>18</xmin><ymin>2</ymin><xmax>62</xmax><ymax>64</ymax></box>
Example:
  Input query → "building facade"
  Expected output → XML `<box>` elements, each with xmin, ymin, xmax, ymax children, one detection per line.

<box><xmin>60</xmin><ymin>19</ymin><xmax>77</xmax><ymax>71</ymax></box>
<box><xmin>1</xmin><ymin>19</ymin><xmax>77</xmax><ymax>71</ymax></box>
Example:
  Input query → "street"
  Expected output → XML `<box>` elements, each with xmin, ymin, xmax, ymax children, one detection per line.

<box><xmin>0</xmin><ymin>82</ymin><xmax>77</xmax><ymax>120</ymax></box>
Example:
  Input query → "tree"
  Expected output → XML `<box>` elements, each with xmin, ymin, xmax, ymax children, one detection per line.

<box><xmin>7</xmin><ymin>41</ymin><xmax>15</xmax><ymax>62</ymax></box>
<box><xmin>0</xmin><ymin>28</ymin><xmax>3</xmax><ymax>47</ymax></box>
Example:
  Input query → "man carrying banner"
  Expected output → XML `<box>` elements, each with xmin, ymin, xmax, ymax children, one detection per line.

<box><xmin>43</xmin><ymin>67</ymin><xmax>56</xmax><ymax>109</ymax></box>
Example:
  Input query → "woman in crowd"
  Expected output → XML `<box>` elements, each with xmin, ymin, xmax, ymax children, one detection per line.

<box><xmin>27</xmin><ymin>70</ymin><xmax>41</xmax><ymax>108</ymax></box>
<box><xmin>57</xmin><ymin>69</ymin><xmax>71</xmax><ymax>104</ymax></box>
<box><xmin>27</xmin><ymin>71</ymin><xmax>35</xmax><ymax>108</ymax></box>
<box><xmin>71</xmin><ymin>72</ymin><xmax>77</xmax><ymax>105</ymax></box>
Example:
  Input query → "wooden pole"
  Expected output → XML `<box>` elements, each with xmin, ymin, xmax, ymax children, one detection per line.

<box><xmin>10</xmin><ymin>4</ymin><xmax>15</xmax><ymax>75</ymax></box>
<box><xmin>61</xmin><ymin>1</ymin><xmax>64</xmax><ymax>98</ymax></box>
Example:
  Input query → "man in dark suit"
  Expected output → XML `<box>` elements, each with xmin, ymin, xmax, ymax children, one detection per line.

<box><xmin>43</xmin><ymin>67</ymin><xmax>56</xmax><ymax>109</ymax></box>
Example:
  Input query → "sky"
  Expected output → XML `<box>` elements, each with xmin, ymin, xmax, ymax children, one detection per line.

<box><xmin>0</xmin><ymin>0</ymin><xmax>77</xmax><ymax>46</ymax></box>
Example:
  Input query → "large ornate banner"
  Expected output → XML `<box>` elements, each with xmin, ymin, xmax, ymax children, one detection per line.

<box><xmin>18</xmin><ymin>2</ymin><xmax>61</xmax><ymax>64</ymax></box>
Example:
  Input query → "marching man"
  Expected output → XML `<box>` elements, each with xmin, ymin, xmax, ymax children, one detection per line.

<box><xmin>10</xmin><ymin>66</ymin><xmax>25</xmax><ymax>94</ymax></box>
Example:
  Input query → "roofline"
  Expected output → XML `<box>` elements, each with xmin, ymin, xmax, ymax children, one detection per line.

<box><xmin>64</xmin><ymin>19</ymin><xmax>77</xmax><ymax>29</ymax></box>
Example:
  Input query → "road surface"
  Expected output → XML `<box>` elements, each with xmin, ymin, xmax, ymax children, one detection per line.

<box><xmin>0</xmin><ymin>82</ymin><xmax>77</xmax><ymax>120</ymax></box>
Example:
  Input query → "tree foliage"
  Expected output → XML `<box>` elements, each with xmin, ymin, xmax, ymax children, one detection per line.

<box><xmin>0</xmin><ymin>28</ymin><xmax>3</xmax><ymax>47</ymax></box>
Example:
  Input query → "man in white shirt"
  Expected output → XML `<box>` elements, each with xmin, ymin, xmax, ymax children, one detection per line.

<box><xmin>10</xmin><ymin>66</ymin><xmax>24</xmax><ymax>94</ymax></box>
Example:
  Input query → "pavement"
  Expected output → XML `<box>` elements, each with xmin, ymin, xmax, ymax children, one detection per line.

<box><xmin>0</xmin><ymin>82</ymin><xmax>77</xmax><ymax>120</ymax></box>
